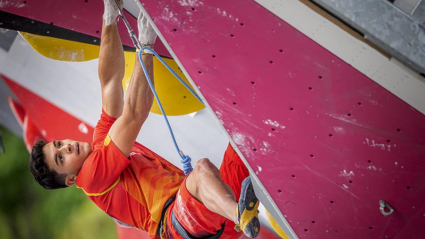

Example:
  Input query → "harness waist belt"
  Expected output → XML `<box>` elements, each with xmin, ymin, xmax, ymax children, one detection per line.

<box><xmin>156</xmin><ymin>196</ymin><xmax>176</xmax><ymax>237</ymax></box>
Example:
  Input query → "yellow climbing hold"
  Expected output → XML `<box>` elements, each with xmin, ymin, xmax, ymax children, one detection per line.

<box><xmin>265</xmin><ymin>209</ymin><xmax>290</xmax><ymax>239</ymax></box>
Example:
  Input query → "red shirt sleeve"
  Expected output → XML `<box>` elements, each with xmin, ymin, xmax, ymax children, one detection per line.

<box><xmin>76</xmin><ymin>109</ymin><xmax>131</xmax><ymax>194</ymax></box>
<box><xmin>92</xmin><ymin>109</ymin><xmax>117</xmax><ymax>150</ymax></box>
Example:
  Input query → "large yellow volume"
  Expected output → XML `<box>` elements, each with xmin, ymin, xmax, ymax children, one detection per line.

<box><xmin>123</xmin><ymin>52</ymin><xmax>204</xmax><ymax>116</ymax></box>
<box><xmin>20</xmin><ymin>32</ymin><xmax>204</xmax><ymax>116</ymax></box>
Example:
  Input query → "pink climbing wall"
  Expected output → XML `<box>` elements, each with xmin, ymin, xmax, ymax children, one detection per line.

<box><xmin>0</xmin><ymin>0</ymin><xmax>170</xmax><ymax>57</ymax></box>
<box><xmin>135</xmin><ymin>0</ymin><xmax>425</xmax><ymax>238</ymax></box>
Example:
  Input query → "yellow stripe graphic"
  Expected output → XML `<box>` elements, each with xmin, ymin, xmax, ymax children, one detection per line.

<box><xmin>104</xmin><ymin>135</ymin><xmax>111</xmax><ymax>146</ymax></box>
<box><xmin>77</xmin><ymin>177</ymin><xmax>120</xmax><ymax>196</ymax></box>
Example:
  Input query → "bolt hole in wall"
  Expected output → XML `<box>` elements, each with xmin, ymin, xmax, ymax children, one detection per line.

<box><xmin>383</xmin><ymin>206</ymin><xmax>392</xmax><ymax>213</ymax></box>
<box><xmin>330</xmin><ymin>200</ymin><xmax>335</xmax><ymax>204</ymax></box>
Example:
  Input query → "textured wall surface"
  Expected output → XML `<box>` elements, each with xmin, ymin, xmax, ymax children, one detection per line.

<box><xmin>134</xmin><ymin>0</ymin><xmax>425</xmax><ymax>238</ymax></box>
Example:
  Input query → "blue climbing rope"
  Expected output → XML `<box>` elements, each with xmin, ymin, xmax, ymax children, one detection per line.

<box><xmin>137</xmin><ymin>47</ymin><xmax>204</xmax><ymax>175</ymax></box>
<box><xmin>114</xmin><ymin>1</ymin><xmax>204</xmax><ymax>175</ymax></box>
<box><xmin>143</xmin><ymin>48</ymin><xmax>203</xmax><ymax>104</ymax></box>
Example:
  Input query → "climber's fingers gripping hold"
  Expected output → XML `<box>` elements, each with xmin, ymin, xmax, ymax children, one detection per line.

<box><xmin>103</xmin><ymin>0</ymin><xmax>123</xmax><ymax>25</ymax></box>
<box><xmin>138</xmin><ymin>11</ymin><xmax>157</xmax><ymax>47</ymax></box>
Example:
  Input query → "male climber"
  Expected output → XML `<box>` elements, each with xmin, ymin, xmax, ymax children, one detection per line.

<box><xmin>29</xmin><ymin>0</ymin><xmax>260</xmax><ymax>238</ymax></box>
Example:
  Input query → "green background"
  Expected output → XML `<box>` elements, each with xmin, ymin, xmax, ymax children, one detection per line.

<box><xmin>0</xmin><ymin>126</ymin><xmax>117</xmax><ymax>239</ymax></box>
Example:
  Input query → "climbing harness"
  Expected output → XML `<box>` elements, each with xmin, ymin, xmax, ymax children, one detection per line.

<box><xmin>155</xmin><ymin>196</ymin><xmax>226</xmax><ymax>238</ymax></box>
<box><xmin>113</xmin><ymin>0</ymin><xmax>204</xmax><ymax>175</ymax></box>
<box><xmin>156</xmin><ymin>196</ymin><xmax>176</xmax><ymax>236</ymax></box>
